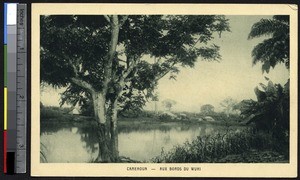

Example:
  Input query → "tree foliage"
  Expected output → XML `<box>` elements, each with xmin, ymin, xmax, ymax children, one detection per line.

<box><xmin>248</xmin><ymin>15</ymin><xmax>289</xmax><ymax>73</ymax></box>
<box><xmin>118</xmin><ymin>88</ymin><xmax>146</xmax><ymax>118</ymax></box>
<box><xmin>162</xmin><ymin>99</ymin><xmax>177</xmax><ymax>112</ymax></box>
<box><xmin>220</xmin><ymin>97</ymin><xmax>238</xmax><ymax>116</ymax></box>
<box><xmin>41</xmin><ymin>15</ymin><xmax>230</xmax><ymax>113</ymax></box>
<box><xmin>200</xmin><ymin>104</ymin><xmax>215</xmax><ymax>115</ymax></box>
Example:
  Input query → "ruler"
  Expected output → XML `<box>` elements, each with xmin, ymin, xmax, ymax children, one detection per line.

<box><xmin>16</xmin><ymin>4</ymin><xmax>27</xmax><ymax>174</ymax></box>
<box><xmin>3</xmin><ymin>3</ymin><xmax>27</xmax><ymax>174</ymax></box>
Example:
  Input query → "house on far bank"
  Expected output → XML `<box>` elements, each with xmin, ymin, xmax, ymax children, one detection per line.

<box><xmin>160</xmin><ymin>111</ymin><xmax>178</xmax><ymax>120</ymax></box>
<box><xmin>197</xmin><ymin>116</ymin><xmax>215</xmax><ymax>122</ymax></box>
<box><xmin>198</xmin><ymin>117</ymin><xmax>203</xmax><ymax>122</ymax></box>
<box><xmin>204</xmin><ymin>116</ymin><xmax>215</xmax><ymax>122</ymax></box>
<box><xmin>178</xmin><ymin>113</ymin><xmax>189</xmax><ymax>120</ymax></box>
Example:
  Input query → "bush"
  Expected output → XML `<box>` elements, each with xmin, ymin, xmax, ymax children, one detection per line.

<box><xmin>119</xmin><ymin>109</ymin><xmax>140</xmax><ymax>118</ymax></box>
<box><xmin>140</xmin><ymin>111</ymin><xmax>157</xmax><ymax>118</ymax></box>
<box><xmin>40</xmin><ymin>106</ymin><xmax>63</xmax><ymax>119</ymax></box>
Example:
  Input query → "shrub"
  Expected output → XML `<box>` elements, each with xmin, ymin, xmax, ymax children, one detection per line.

<box><xmin>40</xmin><ymin>106</ymin><xmax>75</xmax><ymax>120</ymax></box>
<box><xmin>40</xmin><ymin>106</ymin><xmax>64</xmax><ymax>119</ymax></box>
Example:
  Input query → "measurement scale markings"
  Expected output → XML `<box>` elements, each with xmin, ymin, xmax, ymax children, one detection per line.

<box><xmin>15</xmin><ymin>4</ymin><xmax>27</xmax><ymax>173</ymax></box>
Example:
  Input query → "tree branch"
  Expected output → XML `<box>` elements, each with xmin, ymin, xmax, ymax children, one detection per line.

<box><xmin>141</xmin><ymin>90</ymin><xmax>150</xmax><ymax>102</ymax></box>
<box><xmin>119</xmin><ymin>15</ymin><xmax>128</xmax><ymax>27</ymax></box>
<box><xmin>103</xmin><ymin>15</ymin><xmax>120</xmax><ymax>94</ymax></box>
<box><xmin>117</xmin><ymin>57</ymin><xmax>126</xmax><ymax>63</ymax></box>
<box><xmin>103</xmin><ymin>15</ymin><xmax>111</xmax><ymax>23</ymax></box>
<box><xmin>68</xmin><ymin>58</ymin><xmax>79</xmax><ymax>76</ymax></box>
<box><xmin>70</xmin><ymin>77</ymin><xmax>95</xmax><ymax>94</ymax></box>
<box><xmin>123</xmin><ymin>58</ymin><xmax>140</xmax><ymax>81</ymax></box>
<box><xmin>67</xmin><ymin>58</ymin><xmax>94</xmax><ymax>94</ymax></box>
<box><xmin>111</xmin><ymin>57</ymin><xmax>140</xmax><ymax>100</ymax></box>
<box><xmin>154</xmin><ymin>61</ymin><xmax>177</xmax><ymax>81</ymax></box>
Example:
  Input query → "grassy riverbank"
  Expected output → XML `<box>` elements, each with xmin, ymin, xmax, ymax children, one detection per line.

<box><xmin>152</xmin><ymin>129</ymin><xmax>289</xmax><ymax>163</ymax></box>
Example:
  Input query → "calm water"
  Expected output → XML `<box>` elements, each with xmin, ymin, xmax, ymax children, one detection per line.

<box><xmin>40</xmin><ymin>121</ymin><xmax>240</xmax><ymax>163</ymax></box>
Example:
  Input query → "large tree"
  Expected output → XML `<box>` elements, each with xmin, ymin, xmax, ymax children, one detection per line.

<box><xmin>248</xmin><ymin>15</ymin><xmax>289</xmax><ymax>73</ymax></box>
<box><xmin>220</xmin><ymin>97</ymin><xmax>238</xmax><ymax>117</ymax></box>
<box><xmin>162</xmin><ymin>99</ymin><xmax>177</xmax><ymax>112</ymax></box>
<box><xmin>200</xmin><ymin>104</ymin><xmax>214</xmax><ymax>115</ymax></box>
<box><xmin>41</xmin><ymin>15</ymin><xmax>230</xmax><ymax>162</ymax></box>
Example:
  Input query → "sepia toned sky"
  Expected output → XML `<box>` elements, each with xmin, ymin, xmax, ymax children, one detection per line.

<box><xmin>41</xmin><ymin>15</ymin><xmax>290</xmax><ymax>112</ymax></box>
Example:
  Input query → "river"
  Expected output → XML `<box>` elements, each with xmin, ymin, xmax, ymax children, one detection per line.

<box><xmin>40</xmin><ymin>120</ymin><xmax>241</xmax><ymax>163</ymax></box>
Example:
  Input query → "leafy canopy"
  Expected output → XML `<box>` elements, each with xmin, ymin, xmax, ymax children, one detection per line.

<box><xmin>41</xmin><ymin>15</ymin><xmax>230</xmax><ymax>110</ymax></box>
<box><xmin>200</xmin><ymin>104</ymin><xmax>215</xmax><ymax>114</ymax></box>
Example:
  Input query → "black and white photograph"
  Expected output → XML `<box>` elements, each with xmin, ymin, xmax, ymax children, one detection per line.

<box><xmin>31</xmin><ymin>3</ymin><xmax>297</xmax><ymax>177</ymax></box>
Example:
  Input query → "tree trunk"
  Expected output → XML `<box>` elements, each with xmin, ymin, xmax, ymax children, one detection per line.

<box><xmin>92</xmin><ymin>92</ymin><xmax>120</xmax><ymax>162</ymax></box>
<box><xmin>110</xmin><ymin>101</ymin><xmax>119</xmax><ymax>162</ymax></box>
<box><xmin>92</xmin><ymin>92</ymin><xmax>111</xmax><ymax>162</ymax></box>
<box><xmin>96</xmin><ymin>122</ymin><xmax>113</xmax><ymax>162</ymax></box>
<box><xmin>93</xmin><ymin>15</ymin><xmax>122</xmax><ymax>163</ymax></box>
<box><xmin>92</xmin><ymin>93</ymin><xmax>99</xmax><ymax>120</ymax></box>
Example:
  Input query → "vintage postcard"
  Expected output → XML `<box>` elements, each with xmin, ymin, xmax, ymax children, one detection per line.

<box><xmin>31</xmin><ymin>3</ymin><xmax>298</xmax><ymax>177</ymax></box>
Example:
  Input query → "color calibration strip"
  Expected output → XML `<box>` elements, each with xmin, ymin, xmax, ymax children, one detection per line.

<box><xmin>4</xmin><ymin>3</ymin><xmax>27</xmax><ymax>174</ymax></box>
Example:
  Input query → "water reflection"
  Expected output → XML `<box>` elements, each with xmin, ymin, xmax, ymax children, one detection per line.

<box><xmin>40</xmin><ymin>121</ymin><xmax>239</xmax><ymax>163</ymax></box>
<box><xmin>40</xmin><ymin>128</ymin><xmax>98</xmax><ymax>163</ymax></box>
<box><xmin>118</xmin><ymin>127</ymin><xmax>203</xmax><ymax>161</ymax></box>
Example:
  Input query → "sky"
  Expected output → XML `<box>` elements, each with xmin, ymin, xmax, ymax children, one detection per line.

<box><xmin>41</xmin><ymin>15</ymin><xmax>290</xmax><ymax>113</ymax></box>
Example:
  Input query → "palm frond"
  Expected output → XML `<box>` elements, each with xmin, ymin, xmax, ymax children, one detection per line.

<box><xmin>248</xmin><ymin>18</ymin><xmax>289</xmax><ymax>39</ymax></box>
<box><xmin>251</xmin><ymin>39</ymin><xmax>272</xmax><ymax>64</ymax></box>
<box><xmin>251</xmin><ymin>36</ymin><xmax>289</xmax><ymax>73</ymax></box>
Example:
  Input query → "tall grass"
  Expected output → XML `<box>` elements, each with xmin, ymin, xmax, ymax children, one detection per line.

<box><xmin>40</xmin><ymin>142</ymin><xmax>48</xmax><ymax>163</ymax></box>
<box><xmin>152</xmin><ymin>128</ymin><xmax>284</xmax><ymax>163</ymax></box>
